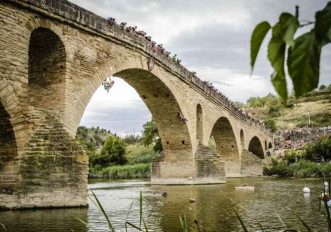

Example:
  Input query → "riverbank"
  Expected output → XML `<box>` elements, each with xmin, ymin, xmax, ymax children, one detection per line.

<box><xmin>264</xmin><ymin>160</ymin><xmax>331</xmax><ymax>178</ymax></box>
<box><xmin>89</xmin><ymin>163</ymin><xmax>150</xmax><ymax>179</ymax></box>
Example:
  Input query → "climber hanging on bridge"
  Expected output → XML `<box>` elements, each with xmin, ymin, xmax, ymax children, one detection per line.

<box><xmin>102</xmin><ymin>77</ymin><xmax>115</xmax><ymax>92</ymax></box>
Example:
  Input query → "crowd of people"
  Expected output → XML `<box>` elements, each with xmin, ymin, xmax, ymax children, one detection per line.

<box><xmin>103</xmin><ymin>16</ymin><xmax>268</xmax><ymax>132</ymax></box>
<box><xmin>274</xmin><ymin>126</ymin><xmax>331</xmax><ymax>150</ymax></box>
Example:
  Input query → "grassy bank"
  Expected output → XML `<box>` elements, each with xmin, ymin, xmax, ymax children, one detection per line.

<box><xmin>264</xmin><ymin>159</ymin><xmax>331</xmax><ymax>178</ymax></box>
<box><xmin>89</xmin><ymin>163</ymin><xmax>150</xmax><ymax>179</ymax></box>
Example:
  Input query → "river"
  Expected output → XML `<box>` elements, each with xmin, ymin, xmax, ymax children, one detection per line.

<box><xmin>0</xmin><ymin>178</ymin><xmax>328</xmax><ymax>231</ymax></box>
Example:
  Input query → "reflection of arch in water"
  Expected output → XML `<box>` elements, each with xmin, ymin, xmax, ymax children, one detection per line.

<box><xmin>196</xmin><ymin>104</ymin><xmax>203</xmax><ymax>144</ymax></box>
<box><xmin>248</xmin><ymin>136</ymin><xmax>264</xmax><ymax>159</ymax></box>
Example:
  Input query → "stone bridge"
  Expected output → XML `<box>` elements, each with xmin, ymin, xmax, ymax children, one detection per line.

<box><xmin>0</xmin><ymin>0</ymin><xmax>273</xmax><ymax>209</ymax></box>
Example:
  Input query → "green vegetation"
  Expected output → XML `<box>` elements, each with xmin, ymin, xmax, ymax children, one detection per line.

<box><xmin>264</xmin><ymin>135</ymin><xmax>331</xmax><ymax>177</ymax></box>
<box><xmin>244</xmin><ymin>86</ymin><xmax>331</xmax><ymax>130</ymax></box>
<box><xmin>89</xmin><ymin>163</ymin><xmax>150</xmax><ymax>179</ymax></box>
<box><xmin>141</xmin><ymin>121</ymin><xmax>162</xmax><ymax>153</ymax></box>
<box><xmin>76</xmin><ymin>120</ymin><xmax>161</xmax><ymax>180</ymax></box>
<box><xmin>250</xmin><ymin>2</ymin><xmax>331</xmax><ymax>100</ymax></box>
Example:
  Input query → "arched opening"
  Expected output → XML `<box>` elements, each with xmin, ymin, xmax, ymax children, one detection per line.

<box><xmin>268</xmin><ymin>142</ymin><xmax>273</xmax><ymax>149</ymax></box>
<box><xmin>248</xmin><ymin>136</ymin><xmax>264</xmax><ymax>159</ymax></box>
<box><xmin>196</xmin><ymin>104</ymin><xmax>203</xmax><ymax>144</ymax></box>
<box><xmin>79</xmin><ymin>68</ymin><xmax>192</xmax><ymax>180</ymax></box>
<box><xmin>240</xmin><ymin>129</ymin><xmax>244</xmax><ymax>148</ymax></box>
<box><xmin>210</xmin><ymin>117</ymin><xmax>238</xmax><ymax>159</ymax></box>
<box><xmin>28</xmin><ymin>28</ymin><xmax>66</xmax><ymax>111</ymax></box>
<box><xmin>0</xmin><ymin>101</ymin><xmax>17</xmax><ymax>190</ymax></box>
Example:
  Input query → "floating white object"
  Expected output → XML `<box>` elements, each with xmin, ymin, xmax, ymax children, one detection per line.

<box><xmin>303</xmin><ymin>187</ymin><xmax>311</xmax><ymax>193</ymax></box>
<box><xmin>303</xmin><ymin>192</ymin><xmax>310</xmax><ymax>198</ymax></box>
<box><xmin>189</xmin><ymin>198</ymin><xmax>196</xmax><ymax>203</ymax></box>
<box><xmin>235</xmin><ymin>186</ymin><xmax>254</xmax><ymax>191</ymax></box>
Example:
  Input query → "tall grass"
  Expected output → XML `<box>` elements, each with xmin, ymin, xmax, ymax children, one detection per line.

<box><xmin>264</xmin><ymin>160</ymin><xmax>331</xmax><ymax>178</ymax></box>
<box><xmin>89</xmin><ymin>163</ymin><xmax>150</xmax><ymax>179</ymax></box>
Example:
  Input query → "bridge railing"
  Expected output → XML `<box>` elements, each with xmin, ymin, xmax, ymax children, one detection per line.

<box><xmin>11</xmin><ymin>0</ymin><xmax>272</xmax><ymax>135</ymax></box>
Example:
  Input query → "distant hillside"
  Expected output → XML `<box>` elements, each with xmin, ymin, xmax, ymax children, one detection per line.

<box><xmin>245</xmin><ymin>87</ymin><xmax>331</xmax><ymax>131</ymax></box>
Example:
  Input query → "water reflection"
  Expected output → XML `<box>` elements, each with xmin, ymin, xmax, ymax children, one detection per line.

<box><xmin>0</xmin><ymin>178</ymin><xmax>328</xmax><ymax>232</ymax></box>
<box><xmin>0</xmin><ymin>208</ymin><xmax>88</xmax><ymax>232</ymax></box>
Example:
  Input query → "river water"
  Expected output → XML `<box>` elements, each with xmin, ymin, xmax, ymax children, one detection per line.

<box><xmin>0</xmin><ymin>178</ymin><xmax>328</xmax><ymax>232</ymax></box>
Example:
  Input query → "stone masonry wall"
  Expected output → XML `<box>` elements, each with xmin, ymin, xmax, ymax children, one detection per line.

<box><xmin>0</xmin><ymin>114</ymin><xmax>88</xmax><ymax>209</ymax></box>
<box><xmin>241</xmin><ymin>149</ymin><xmax>263</xmax><ymax>176</ymax></box>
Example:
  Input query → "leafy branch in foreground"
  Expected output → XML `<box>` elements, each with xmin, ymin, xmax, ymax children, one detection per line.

<box><xmin>250</xmin><ymin>2</ymin><xmax>331</xmax><ymax>101</ymax></box>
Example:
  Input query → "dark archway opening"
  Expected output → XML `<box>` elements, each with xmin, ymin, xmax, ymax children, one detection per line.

<box><xmin>211</xmin><ymin>117</ymin><xmax>238</xmax><ymax>160</ymax></box>
<box><xmin>196</xmin><ymin>104</ymin><xmax>203</xmax><ymax>144</ymax></box>
<box><xmin>240</xmin><ymin>129</ymin><xmax>244</xmax><ymax>148</ymax></box>
<box><xmin>0</xmin><ymin>101</ymin><xmax>17</xmax><ymax>190</ymax></box>
<box><xmin>28</xmin><ymin>28</ymin><xmax>66</xmax><ymax>111</ymax></box>
<box><xmin>248</xmin><ymin>136</ymin><xmax>264</xmax><ymax>159</ymax></box>
<box><xmin>79</xmin><ymin>68</ymin><xmax>193</xmax><ymax>172</ymax></box>
<box><xmin>268</xmin><ymin>142</ymin><xmax>273</xmax><ymax>149</ymax></box>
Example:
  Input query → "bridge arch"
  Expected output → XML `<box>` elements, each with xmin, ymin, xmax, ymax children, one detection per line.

<box><xmin>79</xmin><ymin>68</ymin><xmax>192</xmax><ymax>160</ymax></box>
<box><xmin>248</xmin><ymin>136</ymin><xmax>264</xmax><ymax>159</ymax></box>
<box><xmin>28</xmin><ymin>27</ymin><xmax>66</xmax><ymax>112</ymax></box>
<box><xmin>210</xmin><ymin>117</ymin><xmax>239</xmax><ymax>160</ymax></box>
<box><xmin>196</xmin><ymin>104</ymin><xmax>203</xmax><ymax>144</ymax></box>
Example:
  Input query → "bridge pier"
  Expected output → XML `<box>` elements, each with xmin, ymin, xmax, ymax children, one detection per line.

<box><xmin>151</xmin><ymin>145</ymin><xmax>226</xmax><ymax>185</ymax></box>
<box><xmin>0</xmin><ymin>114</ymin><xmax>88</xmax><ymax>209</ymax></box>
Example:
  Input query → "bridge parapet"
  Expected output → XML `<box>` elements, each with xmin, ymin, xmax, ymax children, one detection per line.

<box><xmin>6</xmin><ymin>0</ymin><xmax>272</xmax><ymax>135</ymax></box>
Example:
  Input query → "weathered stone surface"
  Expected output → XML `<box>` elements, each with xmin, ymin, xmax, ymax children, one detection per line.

<box><xmin>0</xmin><ymin>0</ymin><xmax>273</xmax><ymax>208</ymax></box>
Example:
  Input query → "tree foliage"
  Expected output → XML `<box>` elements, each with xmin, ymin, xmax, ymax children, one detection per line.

<box><xmin>142</xmin><ymin>121</ymin><xmax>163</xmax><ymax>153</ymax></box>
<box><xmin>250</xmin><ymin>2</ymin><xmax>331</xmax><ymax>101</ymax></box>
<box><xmin>90</xmin><ymin>135</ymin><xmax>127</xmax><ymax>166</ymax></box>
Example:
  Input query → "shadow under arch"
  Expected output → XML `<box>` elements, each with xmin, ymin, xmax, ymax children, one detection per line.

<box><xmin>0</xmin><ymin>101</ymin><xmax>17</xmax><ymax>191</ymax></box>
<box><xmin>240</xmin><ymin>129</ymin><xmax>244</xmax><ymax>148</ymax></box>
<box><xmin>210</xmin><ymin>117</ymin><xmax>239</xmax><ymax>159</ymax></box>
<box><xmin>210</xmin><ymin>117</ymin><xmax>240</xmax><ymax>177</ymax></box>
<box><xmin>196</xmin><ymin>104</ymin><xmax>203</xmax><ymax>144</ymax></box>
<box><xmin>268</xmin><ymin>142</ymin><xmax>273</xmax><ymax>149</ymax></box>
<box><xmin>81</xmin><ymin>68</ymin><xmax>193</xmax><ymax>160</ymax></box>
<box><xmin>28</xmin><ymin>27</ymin><xmax>66</xmax><ymax>112</ymax></box>
<box><xmin>248</xmin><ymin>136</ymin><xmax>264</xmax><ymax>159</ymax></box>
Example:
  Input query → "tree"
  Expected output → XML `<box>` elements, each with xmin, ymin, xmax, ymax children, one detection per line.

<box><xmin>319</xmin><ymin>84</ymin><xmax>327</xmax><ymax>91</ymax></box>
<box><xmin>250</xmin><ymin>2</ymin><xmax>331</xmax><ymax>101</ymax></box>
<box><xmin>142</xmin><ymin>120</ymin><xmax>163</xmax><ymax>153</ymax></box>
<box><xmin>91</xmin><ymin>135</ymin><xmax>127</xmax><ymax>166</ymax></box>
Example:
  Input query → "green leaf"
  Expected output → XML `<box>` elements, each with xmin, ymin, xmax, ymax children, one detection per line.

<box><xmin>271</xmin><ymin>72</ymin><xmax>288</xmax><ymax>101</ymax></box>
<box><xmin>315</xmin><ymin>2</ymin><xmax>331</xmax><ymax>44</ymax></box>
<box><xmin>250</xmin><ymin>21</ymin><xmax>271</xmax><ymax>73</ymax></box>
<box><xmin>267</xmin><ymin>23</ymin><xmax>287</xmax><ymax>100</ymax></box>
<box><xmin>288</xmin><ymin>30</ymin><xmax>321</xmax><ymax>98</ymax></box>
<box><xmin>279</xmin><ymin>13</ymin><xmax>299</xmax><ymax>46</ymax></box>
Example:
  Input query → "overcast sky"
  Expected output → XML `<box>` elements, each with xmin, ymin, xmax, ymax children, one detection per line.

<box><xmin>71</xmin><ymin>0</ymin><xmax>331</xmax><ymax>136</ymax></box>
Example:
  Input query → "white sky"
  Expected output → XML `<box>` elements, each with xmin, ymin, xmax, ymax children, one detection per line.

<box><xmin>72</xmin><ymin>0</ymin><xmax>331</xmax><ymax>136</ymax></box>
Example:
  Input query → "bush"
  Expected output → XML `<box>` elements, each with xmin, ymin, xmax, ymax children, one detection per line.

<box><xmin>264</xmin><ymin>159</ymin><xmax>331</xmax><ymax>178</ymax></box>
<box><xmin>90</xmin><ymin>135</ymin><xmax>127</xmax><ymax>167</ymax></box>
<box><xmin>90</xmin><ymin>163</ymin><xmax>151</xmax><ymax>179</ymax></box>
<box><xmin>305</xmin><ymin>135</ymin><xmax>331</xmax><ymax>162</ymax></box>
<box><xmin>283</xmin><ymin>149</ymin><xmax>305</xmax><ymax>164</ymax></box>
